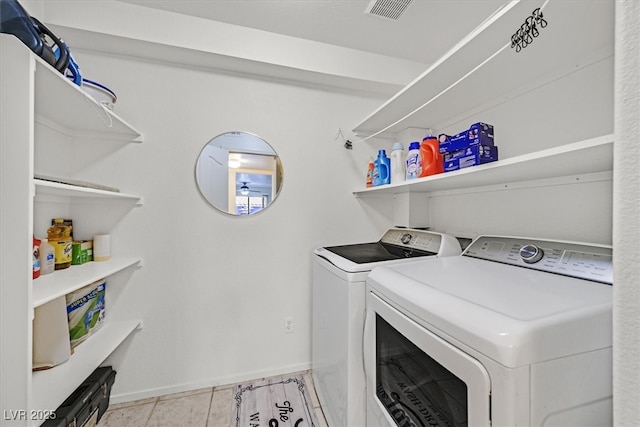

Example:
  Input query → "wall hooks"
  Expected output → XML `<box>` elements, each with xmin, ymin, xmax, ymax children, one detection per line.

<box><xmin>335</xmin><ymin>128</ymin><xmax>353</xmax><ymax>150</ymax></box>
<box><xmin>511</xmin><ymin>7</ymin><xmax>548</xmax><ymax>52</ymax></box>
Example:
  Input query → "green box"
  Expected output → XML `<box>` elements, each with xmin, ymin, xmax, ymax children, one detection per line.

<box><xmin>71</xmin><ymin>240</ymin><xmax>93</xmax><ymax>265</ymax></box>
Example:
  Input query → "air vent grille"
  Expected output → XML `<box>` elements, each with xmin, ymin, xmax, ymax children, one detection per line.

<box><xmin>365</xmin><ymin>0</ymin><xmax>413</xmax><ymax>20</ymax></box>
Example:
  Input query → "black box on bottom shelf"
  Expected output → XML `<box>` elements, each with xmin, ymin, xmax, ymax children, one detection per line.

<box><xmin>41</xmin><ymin>366</ymin><xmax>116</xmax><ymax>427</ymax></box>
<box><xmin>82</xmin><ymin>366</ymin><xmax>116</xmax><ymax>420</ymax></box>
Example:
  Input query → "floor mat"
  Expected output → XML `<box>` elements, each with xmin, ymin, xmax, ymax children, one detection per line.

<box><xmin>232</xmin><ymin>374</ymin><xmax>319</xmax><ymax>427</ymax></box>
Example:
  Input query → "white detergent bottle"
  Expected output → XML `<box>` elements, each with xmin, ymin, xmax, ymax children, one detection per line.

<box><xmin>39</xmin><ymin>238</ymin><xmax>55</xmax><ymax>275</ymax></box>
<box><xmin>405</xmin><ymin>141</ymin><xmax>422</xmax><ymax>180</ymax></box>
<box><xmin>390</xmin><ymin>142</ymin><xmax>406</xmax><ymax>184</ymax></box>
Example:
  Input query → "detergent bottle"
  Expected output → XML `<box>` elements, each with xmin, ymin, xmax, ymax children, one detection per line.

<box><xmin>366</xmin><ymin>157</ymin><xmax>374</xmax><ymax>188</ymax></box>
<box><xmin>390</xmin><ymin>142</ymin><xmax>405</xmax><ymax>184</ymax></box>
<box><xmin>373</xmin><ymin>149</ymin><xmax>391</xmax><ymax>186</ymax></box>
<box><xmin>405</xmin><ymin>142</ymin><xmax>422</xmax><ymax>180</ymax></box>
<box><xmin>39</xmin><ymin>238</ymin><xmax>55</xmax><ymax>275</ymax></box>
<box><xmin>33</xmin><ymin>236</ymin><xmax>41</xmax><ymax>279</ymax></box>
<box><xmin>47</xmin><ymin>219</ymin><xmax>72</xmax><ymax>270</ymax></box>
<box><xmin>419</xmin><ymin>133</ymin><xmax>444</xmax><ymax>177</ymax></box>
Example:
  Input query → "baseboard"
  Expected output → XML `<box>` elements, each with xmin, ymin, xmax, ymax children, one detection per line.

<box><xmin>109</xmin><ymin>362</ymin><xmax>312</xmax><ymax>405</ymax></box>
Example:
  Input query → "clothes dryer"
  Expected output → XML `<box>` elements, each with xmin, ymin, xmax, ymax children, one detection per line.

<box><xmin>312</xmin><ymin>228</ymin><xmax>462</xmax><ymax>427</ymax></box>
<box><xmin>364</xmin><ymin>235</ymin><xmax>613</xmax><ymax>427</ymax></box>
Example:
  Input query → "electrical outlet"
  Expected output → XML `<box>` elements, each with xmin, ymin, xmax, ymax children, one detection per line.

<box><xmin>284</xmin><ymin>317</ymin><xmax>294</xmax><ymax>334</ymax></box>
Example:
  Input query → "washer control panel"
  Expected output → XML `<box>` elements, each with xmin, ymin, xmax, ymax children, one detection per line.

<box><xmin>464</xmin><ymin>235</ymin><xmax>613</xmax><ymax>284</ymax></box>
<box><xmin>380</xmin><ymin>228</ymin><xmax>442</xmax><ymax>253</ymax></box>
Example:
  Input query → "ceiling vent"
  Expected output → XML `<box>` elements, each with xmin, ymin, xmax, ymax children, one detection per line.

<box><xmin>365</xmin><ymin>0</ymin><xmax>413</xmax><ymax>21</ymax></box>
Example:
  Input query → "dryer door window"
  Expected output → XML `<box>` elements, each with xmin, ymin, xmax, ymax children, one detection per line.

<box><xmin>376</xmin><ymin>315</ymin><xmax>467</xmax><ymax>426</ymax></box>
<box><xmin>365</xmin><ymin>293</ymin><xmax>491</xmax><ymax>427</ymax></box>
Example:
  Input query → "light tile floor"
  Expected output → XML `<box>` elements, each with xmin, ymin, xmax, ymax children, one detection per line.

<box><xmin>97</xmin><ymin>371</ymin><xmax>328</xmax><ymax>427</ymax></box>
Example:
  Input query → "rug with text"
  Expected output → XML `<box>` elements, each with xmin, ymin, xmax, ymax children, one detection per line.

<box><xmin>232</xmin><ymin>374</ymin><xmax>319</xmax><ymax>427</ymax></box>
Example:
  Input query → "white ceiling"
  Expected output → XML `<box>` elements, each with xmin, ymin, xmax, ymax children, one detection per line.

<box><xmin>116</xmin><ymin>0</ymin><xmax>508</xmax><ymax>66</ymax></box>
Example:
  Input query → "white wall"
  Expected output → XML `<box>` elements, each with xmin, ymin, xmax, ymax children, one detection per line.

<box><xmin>66</xmin><ymin>50</ymin><xmax>388</xmax><ymax>401</ymax></box>
<box><xmin>613</xmin><ymin>1</ymin><xmax>640</xmax><ymax>423</ymax></box>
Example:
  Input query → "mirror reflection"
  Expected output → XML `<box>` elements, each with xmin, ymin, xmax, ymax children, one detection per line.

<box><xmin>195</xmin><ymin>132</ymin><xmax>284</xmax><ymax>215</ymax></box>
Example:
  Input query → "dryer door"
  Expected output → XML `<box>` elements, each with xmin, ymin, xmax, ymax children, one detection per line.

<box><xmin>364</xmin><ymin>292</ymin><xmax>491</xmax><ymax>427</ymax></box>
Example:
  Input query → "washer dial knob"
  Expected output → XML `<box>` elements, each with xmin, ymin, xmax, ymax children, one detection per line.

<box><xmin>400</xmin><ymin>233</ymin><xmax>413</xmax><ymax>245</ymax></box>
<box><xmin>520</xmin><ymin>244</ymin><xmax>544</xmax><ymax>264</ymax></box>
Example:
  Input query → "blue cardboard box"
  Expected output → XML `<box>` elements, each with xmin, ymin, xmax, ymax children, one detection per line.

<box><xmin>439</xmin><ymin>122</ymin><xmax>494</xmax><ymax>154</ymax></box>
<box><xmin>444</xmin><ymin>145</ymin><xmax>499</xmax><ymax>172</ymax></box>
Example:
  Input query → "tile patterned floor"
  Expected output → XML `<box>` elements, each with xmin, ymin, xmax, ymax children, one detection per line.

<box><xmin>97</xmin><ymin>371</ymin><xmax>328</xmax><ymax>427</ymax></box>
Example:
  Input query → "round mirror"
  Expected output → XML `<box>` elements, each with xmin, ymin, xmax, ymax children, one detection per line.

<box><xmin>195</xmin><ymin>132</ymin><xmax>284</xmax><ymax>216</ymax></box>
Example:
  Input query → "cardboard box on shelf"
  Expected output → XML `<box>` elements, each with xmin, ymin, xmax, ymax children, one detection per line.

<box><xmin>71</xmin><ymin>240</ymin><xmax>93</xmax><ymax>265</ymax></box>
<box><xmin>444</xmin><ymin>145</ymin><xmax>499</xmax><ymax>172</ymax></box>
<box><xmin>439</xmin><ymin>122</ymin><xmax>494</xmax><ymax>154</ymax></box>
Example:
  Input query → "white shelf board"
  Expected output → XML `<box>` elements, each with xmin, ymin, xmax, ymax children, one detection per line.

<box><xmin>353</xmin><ymin>0</ymin><xmax>614</xmax><ymax>139</ymax></box>
<box><xmin>354</xmin><ymin>134</ymin><xmax>613</xmax><ymax>197</ymax></box>
<box><xmin>32</xmin><ymin>319</ymin><xmax>140</xmax><ymax>412</ymax></box>
<box><xmin>33</xmin><ymin>258</ymin><xmax>141</xmax><ymax>308</ymax></box>
<box><xmin>34</xmin><ymin>54</ymin><xmax>142</xmax><ymax>142</ymax></box>
<box><xmin>35</xmin><ymin>179</ymin><xmax>141</xmax><ymax>201</ymax></box>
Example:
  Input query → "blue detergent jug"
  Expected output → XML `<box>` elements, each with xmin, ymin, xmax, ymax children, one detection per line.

<box><xmin>373</xmin><ymin>149</ymin><xmax>391</xmax><ymax>186</ymax></box>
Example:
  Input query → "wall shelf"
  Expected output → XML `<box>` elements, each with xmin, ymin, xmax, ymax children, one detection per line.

<box><xmin>32</xmin><ymin>319</ymin><xmax>141</xmax><ymax>413</ymax></box>
<box><xmin>33</xmin><ymin>258</ymin><xmax>141</xmax><ymax>308</ymax></box>
<box><xmin>35</xmin><ymin>179</ymin><xmax>142</xmax><ymax>202</ymax></box>
<box><xmin>352</xmin><ymin>0</ymin><xmax>614</xmax><ymax>140</ymax></box>
<box><xmin>34</xmin><ymin>57</ymin><xmax>142</xmax><ymax>143</ymax></box>
<box><xmin>354</xmin><ymin>134</ymin><xmax>613</xmax><ymax>197</ymax></box>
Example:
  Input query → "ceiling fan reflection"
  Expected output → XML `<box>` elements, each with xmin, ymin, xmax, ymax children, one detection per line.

<box><xmin>239</xmin><ymin>182</ymin><xmax>261</xmax><ymax>196</ymax></box>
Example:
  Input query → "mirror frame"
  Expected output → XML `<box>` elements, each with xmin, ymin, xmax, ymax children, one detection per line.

<box><xmin>195</xmin><ymin>131</ymin><xmax>284</xmax><ymax>216</ymax></box>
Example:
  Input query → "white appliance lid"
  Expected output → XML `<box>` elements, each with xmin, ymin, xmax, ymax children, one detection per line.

<box><xmin>314</xmin><ymin>228</ymin><xmax>462</xmax><ymax>273</ymax></box>
<box><xmin>367</xmin><ymin>252</ymin><xmax>612</xmax><ymax>368</ymax></box>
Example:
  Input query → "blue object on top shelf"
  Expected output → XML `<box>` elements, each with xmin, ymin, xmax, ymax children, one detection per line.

<box><xmin>0</xmin><ymin>0</ymin><xmax>69</xmax><ymax>73</ymax></box>
<box><xmin>54</xmin><ymin>40</ymin><xmax>82</xmax><ymax>86</ymax></box>
<box><xmin>373</xmin><ymin>149</ymin><xmax>391</xmax><ymax>186</ymax></box>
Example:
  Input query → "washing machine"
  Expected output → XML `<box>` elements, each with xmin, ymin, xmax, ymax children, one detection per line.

<box><xmin>364</xmin><ymin>235</ymin><xmax>613</xmax><ymax>427</ymax></box>
<box><xmin>312</xmin><ymin>228</ymin><xmax>462</xmax><ymax>427</ymax></box>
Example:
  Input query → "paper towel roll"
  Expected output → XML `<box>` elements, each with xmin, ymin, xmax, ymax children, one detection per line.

<box><xmin>93</xmin><ymin>234</ymin><xmax>111</xmax><ymax>261</ymax></box>
<box><xmin>33</xmin><ymin>296</ymin><xmax>71</xmax><ymax>370</ymax></box>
